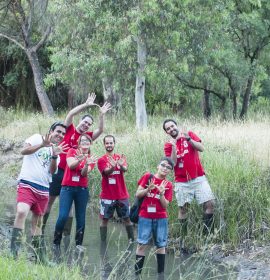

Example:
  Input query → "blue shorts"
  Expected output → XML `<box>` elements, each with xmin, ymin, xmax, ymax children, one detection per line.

<box><xmin>137</xmin><ymin>217</ymin><xmax>168</xmax><ymax>248</ymax></box>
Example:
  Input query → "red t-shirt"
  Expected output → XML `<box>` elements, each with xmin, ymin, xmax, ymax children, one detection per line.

<box><xmin>58</xmin><ymin>124</ymin><xmax>93</xmax><ymax>170</ymax></box>
<box><xmin>164</xmin><ymin>131</ymin><xmax>205</xmax><ymax>182</ymax></box>
<box><xmin>138</xmin><ymin>172</ymin><xmax>173</xmax><ymax>219</ymax></box>
<box><xmin>62</xmin><ymin>148</ymin><xmax>95</xmax><ymax>187</ymax></box>
<box><xmin>97</xmin><ymin>154</ymin><xmax>129</xmax><ymax>200</ymax></box>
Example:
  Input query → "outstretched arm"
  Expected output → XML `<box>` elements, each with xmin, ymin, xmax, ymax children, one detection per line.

<box><xmin>92</xmin><ymin>101</ymin><xmax>111</xmax><ymax>140</ymax></box>
<box><xmin>64</xmin><ymin>93</ymin><xmax>96</xmax><ymax>127</ymax></box>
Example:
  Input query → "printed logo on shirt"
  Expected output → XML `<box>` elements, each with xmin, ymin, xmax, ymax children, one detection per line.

<box><xmin>37</xmin><ymin>148</ymin><xmax>51</xmax><ymax>168</ymax></box>
<box><xmin>112</xmin><ymin>171</ymin><xmax>120</xmax><ymax>175</ymax></box>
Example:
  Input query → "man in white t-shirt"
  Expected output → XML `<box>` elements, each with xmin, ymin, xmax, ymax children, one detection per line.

<box><xmin>10</xmin><ymin>122</ymin><xmax>67</xmax><ymax>264</ymax></box>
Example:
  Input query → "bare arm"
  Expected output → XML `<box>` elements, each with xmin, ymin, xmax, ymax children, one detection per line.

<box><xmin>92</xmin><ymin>102</ymin><xmax>112</xmax><ymax>141</ymax></box>
<box><xmin>64</xmin><ymin>93</ymin><xmax>96</xmax><ymax>127</ymax></box>
<box><xmin>102</xmin><ymin>156</ymin><xmax>117</xmax><ymax>175</ymax></box>
<box><xmin>81</xmin><ymin>155</ymin><xmax>98</xmax><ymax>177</ymax></box>
<box><xmin>21</xmin><ymin>143</ymin><xmax>44</xmax><ymax>155</ymax></box>
<box><xmin>188</xmin><ymin>139</ymin><xmax>204</xmax><ymax>152</ymax></box>
<box><xmin>156</xmin><ymin>180</ymin><xmax>169</xmax><ymax>209</ymax></box>
<box><xmin>136</xmin><ymin>180</ymin><xmax>156</xmax><ymax>199</ymax></box>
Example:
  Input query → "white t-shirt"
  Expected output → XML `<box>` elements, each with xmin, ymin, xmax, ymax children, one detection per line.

<box><xmin>18</xmin><ymin>134</ymin><xmax>54</xmax><ymax>188</ymax></box>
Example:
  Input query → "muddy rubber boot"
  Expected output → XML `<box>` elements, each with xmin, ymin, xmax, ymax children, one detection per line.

<box><xmin>41</xmin><ymin>212</ymin><xmax>50</xmax><ymax>235</ymax></box>
<box><xmin>10</xmin><ymin>228</ymin><xmax>23</xmax><ymax>259</ymax></box>
<box><xmin>63</xmin><ymin>217</ymin><xmax>73</xmax><ymax>252</ymax></box>
<box><xmin>31</xmin><ymin>235</ymin><xmax>54</xmax><ymax>266</ymax></box>
<box><xmin>125</xmin><ymin>225</ymin><xmax>134</xmax><ymax>242</ymax></box>
<box><xmin>203</xmin><ymin>213</ymin><xmax>214</xmax><ymax>236</ymax></box>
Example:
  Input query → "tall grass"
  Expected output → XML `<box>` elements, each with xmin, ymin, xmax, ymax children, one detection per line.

<box><xmin>1</xmin><ymin>109</ymin><xmax>270</xmax><ymax>250</ymax></box>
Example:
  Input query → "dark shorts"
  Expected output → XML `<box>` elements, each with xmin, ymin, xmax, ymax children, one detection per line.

<box><xmin>49</xmin><ymin>168</ymin><xmax>64</xmax><ymax>196</ymax></box>
<box><xmin>99</xmin><ymin>199</ymin><xmax>130</xmax><ymax>220</ymax></box>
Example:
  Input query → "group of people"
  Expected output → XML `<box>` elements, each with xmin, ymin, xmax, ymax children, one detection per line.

<box><xmin>10</xmin><ymin>93</ymin><xmax>215</xmax><ymax>280</ymax></box>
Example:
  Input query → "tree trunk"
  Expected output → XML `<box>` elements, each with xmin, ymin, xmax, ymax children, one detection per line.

<box><xmin>240</xmin><ymin>75</ymin><xmax>254</xmax><ymax>119</ymax></box>
<box><xmin>26</xmin><ymin>49</ymin><xmax>54</xmax><ymax>115</ymax></box>
<box><xmin>202</xmin><ymin>89</ymin><xmax>211</xmax><ymax>120</ymax></box>
<box><xmin>102</xmin><ymin>78</ymin><xmax>120</xmax><ymax>111</ymax></box>
<box><xmin>231</xmin><ymin>90</ymin><xmax>237</xmax><ymax>120</ymax></box>
<box><xmin>135</xmin><ymin>36</ymin><xmax>147</xmax><ymax>129</ymax></box>
<box><xmin>67</xmin><ymin>87</ymin><xmax>75</xmax><ymax>110</ymax></box>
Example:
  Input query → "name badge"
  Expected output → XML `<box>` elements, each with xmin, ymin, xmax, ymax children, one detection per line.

<box><xmin>72</xmin><ymin>176</ymin><xmax>80</xmax><ymax>182</ymax></box>
<box><xmin>147</xmin><ymin>205</ymin><xmax>156</xmax><ymax>213</ymax></box>
<box><xmin>178</xmin><ymin>161</ymin><xmax>184</xmax><ymax>168</ymax></box>
<box><xmin>109</xmin><ymin>178</ymin><xmax>116</xmax><ymax>184</ymax></box>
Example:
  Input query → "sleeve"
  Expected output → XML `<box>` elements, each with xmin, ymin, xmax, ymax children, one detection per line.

<box><xmin>164</xmin><ymin>142</ymin><xmax>172</xmax><ymax>157</ymax></box>
<box><xmin>189</xmin><ymin>131</ymin><xmax>201</xmax><ymax>142</ymax></box>
<box><xmin>164</xmin><ymin>182</ymin><xmax>173</xmax><ymax>202</ymax></box>
<box><xmin>66</xmin><ymin>148</ymin><xmax>76</xmax><ymax>159</ymax></box>
<box><xmin>97</xmin><ymin>157</ymin><xmax>107</xmax><ymax>174</ymax></box>
<box><xmin>87</xmin><ymin>131</ymin><xmax>94</xmax><ymax>139</ymax></box>
<box><xmin>63</xmin><ymin>124</ymin><xmax>75</xmax><ymax>143</ymax></box>
<box><xmin>25</xmin><ymin>134</ymin><xmax>42</xmax><ymax>146</ymax></box>
<box><xmin>137</xmin><ymin>172</ymin><xmax>151</xmax><ymax>188</ymax></box>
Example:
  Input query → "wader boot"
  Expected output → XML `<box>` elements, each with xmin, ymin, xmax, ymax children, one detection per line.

<box><xmin>178</xmin><ymin>219</ymin><xmax>189</xmax><ymax>255</ymax></box>
<box><xmin>63</xmin><ymin>216</ymin><xmax>73</xmax><ymax>252</ymax></box>
<box><xmin>31</xmin><ymin>235</ymin><xmax>54</xmax><ymax>266</ymax></box>
<box><xmin>10</xmin><ymin>228</ymin><xmax>23</xmax><ymax>259</ymax></box>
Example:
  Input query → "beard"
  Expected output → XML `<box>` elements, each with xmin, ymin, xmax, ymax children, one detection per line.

<box><xmin>170</xmin><ymin>129</ymin><xmax>179</xmax><ymax>139</ymax></box>
<box><xmin>106</xmin><ymin>147</ymin><xmax>114</xmax><ymax>152</ymax></box>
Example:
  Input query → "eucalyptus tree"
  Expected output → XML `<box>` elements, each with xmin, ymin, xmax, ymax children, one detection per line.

<box><xmin>0</xmin><ymin>0</ymin><xmax>54</xmax><ymax>115</ymax></box>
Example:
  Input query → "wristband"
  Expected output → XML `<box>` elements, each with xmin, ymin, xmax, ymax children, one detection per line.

<box><xmin>186</xmin><ymin>137</ymin><xmax>191</xmax><ymax>142</ymax></box>
<box><xmin>51</xmin><ymin>155</ymin><xmax>58</xmax><ymax>160</ymax></box>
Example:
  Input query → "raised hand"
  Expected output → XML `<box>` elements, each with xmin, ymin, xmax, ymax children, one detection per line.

<box><xmin>100</xmin><ymin>101</ymin><xmax>112</xmax><ymax>115</ymax></box>
<box><xmin>85</xmin><ymin>92</ymin><xmax>96</xmax><ymax>106</ymax></box>
<box><xmin>117</xmin><ymin>154</ymin><xmax>127</xmax><ymax>167</ymax></box>
<box><xmin>86</xmin><ymin>154</ymin><xmax>98</xmax><ymax>165</ymax></box>
<box><xmin>52</xmin><ymin>142</ymin><xmax>69</xmax><ymax>156</ymax></box>
<box><xmin>146</xmin><ymin>178</ymin><xmax>156</xmax><ymax>192</ymax></box>
<box><xmin>156</xmin><ymin>180</ymin><xmax>169</xmax><ymax>195</ymax></box>
<box><xmin>42</xmin><ymin>134</ymin><xmax>52</xmax><ymax>147</ymax></box>
<box><xmin>75</xmin><ymin>150</ymin><xmax>86</xmax><ymax>162</ymax></box>
<box><xmin>108</xmin><ymin>156</ymin><xmax>117</xmax><ymax>168</ymax></box>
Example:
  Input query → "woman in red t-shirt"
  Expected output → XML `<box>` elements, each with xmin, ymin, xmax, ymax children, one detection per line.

<box><xmin>53</xmin><ymin>134</ymin><xmax>97</xmax><ymax>254</ymax></box>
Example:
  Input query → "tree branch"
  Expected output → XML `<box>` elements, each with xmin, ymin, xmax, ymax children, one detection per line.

<box><xmin>0</xmin><ymin>32</ymin><xmax>25</xmax><ymax>50</ymax></box>
<box><xmin>32</xmin><ymin>25</ymin><xmax>51</xmax><ymax>52</ymax></box>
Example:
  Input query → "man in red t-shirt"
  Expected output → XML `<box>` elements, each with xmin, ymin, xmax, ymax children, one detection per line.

<box><xmin>163</xmin><ymin>119</ymin><xmax>215</xmax><ymax>252</ymax></box>
<box><xmin>134</xmin><ymin>157</ymin><xmax>173</xmax><ymax>279</ymax></box>
<box><xmin>42</xmin><ymin>93</ymin><xmax>111</xmax><ymax>247</ymax></box>
<box><xmin>97</xmin><ymin>135</ymin><xmax>134</xmax><ymax>245</ymax></box>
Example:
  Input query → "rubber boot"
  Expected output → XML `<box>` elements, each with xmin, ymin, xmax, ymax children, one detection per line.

<box><xmin>203</xmin><ymin>213</ymin><xmax>214</xmax><ymax>236</ymax></box>
<box><xmin>53</xmin><ymin>231</ymin><xmax>62</xmax><ymax>263</ymax></box>
<box><xmin>179</xmin><ymin>219</ymin><xmax>189</xmax><ymax>255</ymax></box>
<box><xmin>157</xmin><ymin>254</ymin><xmax>165</xmax><ymax>280</ymax></box>
<box><xmin>135</xmin><ymin>255</ymin><xmax>145</xmax><ymax>276</ymax></box>
<box><xmin>75</xmin><ymin>229</ymin><xmax>84</xmax><ymax>246</ymax></box>
<box><xmin>100</xmin><ymin>226</ymin><xmax>107</xmax><ymax>242</ymax></box>
<box><xmin>10</xmin><ymin>228</ymin><xmax>23</xmax><ymax>259</ymax></box>
<box><xmin>63</xmin><ymin>216</ymin><xmax>73</xmax><ymax>252</ymax></box>
<box><xmin>31</xmin><ymin>235</ymin><xmax>54</xmax><ymax>266</ymax></box>
<box><xmin>125</xmin><ymin>224</ymin><xmax>134</xmax><ymax>242</ymax></box>
<box><xmin>41</xmin><ymin>212</ymin><xmax>50</xmax><ymax>235</ymax></box>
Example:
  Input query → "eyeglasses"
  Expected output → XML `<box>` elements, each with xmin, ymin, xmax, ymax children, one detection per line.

<box><xmin>80</xmin><ymin>139</ymin><xmax>92</xmax><ymax>143</ymax></box>
<box><xmin>160</xmin><ymin>163</ymin><xmax>173</xmax><ymax>170</ymax></box>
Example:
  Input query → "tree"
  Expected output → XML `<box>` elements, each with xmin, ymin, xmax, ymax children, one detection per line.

<box><xmin>0</xmin><ymin>0</ymin><xmax>54</xmax><ymax>115</ymax></box>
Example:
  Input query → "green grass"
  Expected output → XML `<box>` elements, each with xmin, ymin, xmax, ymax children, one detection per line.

<box><xmin>1</xmin><ymin>109</ymin><xmax>270</xmax><ymax>251</ymax></box>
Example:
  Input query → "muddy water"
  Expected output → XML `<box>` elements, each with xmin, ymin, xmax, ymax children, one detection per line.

<box><xmin>42</xmin><ymin>203</ymin><xmax>236</xmax><ymax>280</ymax></box>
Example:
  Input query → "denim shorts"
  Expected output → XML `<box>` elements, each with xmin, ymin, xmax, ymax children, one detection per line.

<box><xmin>137</xmin><ymin>217</ymin><xmax>168</xmax><ymax>248</ymax></box>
